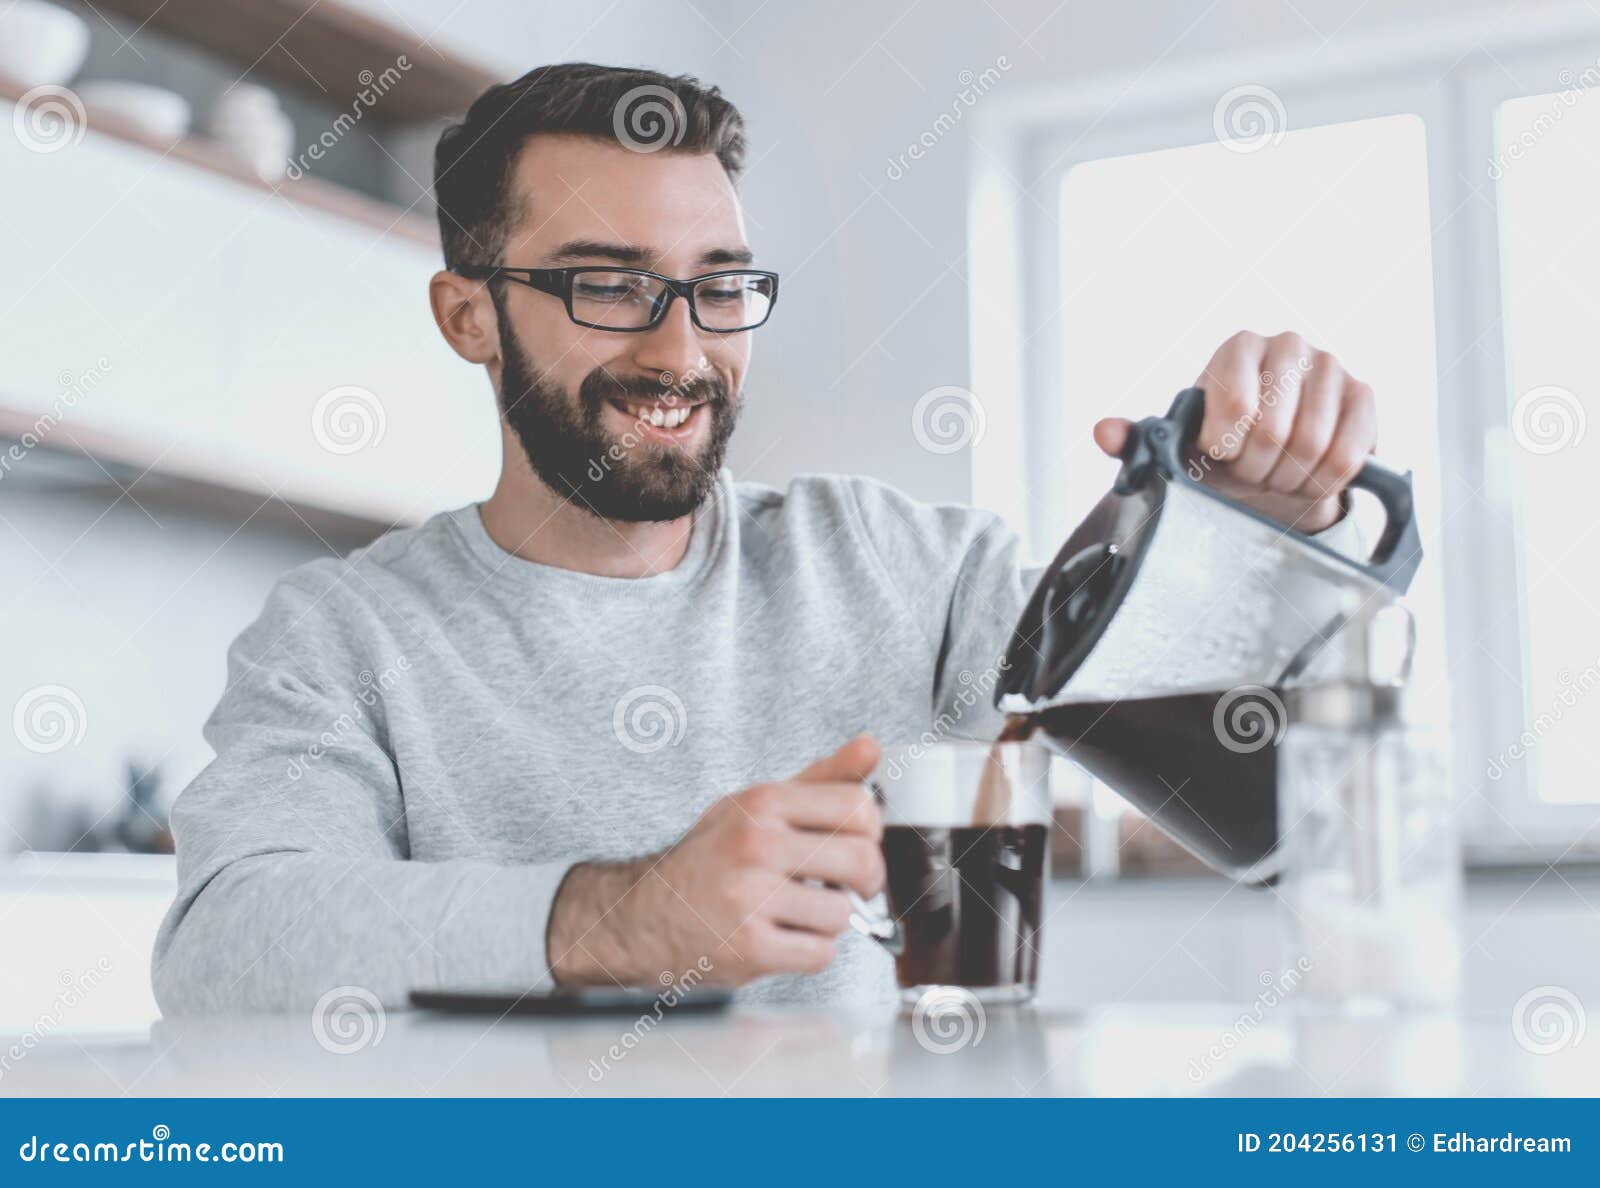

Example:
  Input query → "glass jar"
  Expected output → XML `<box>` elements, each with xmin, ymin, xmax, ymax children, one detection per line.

<box><xmin>1278</xmin><ymin>630</ymin><xmax>1460</xmax><ymax>1011</ymax></box>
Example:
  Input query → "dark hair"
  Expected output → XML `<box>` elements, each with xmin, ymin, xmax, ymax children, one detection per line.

<box><xmin>433</xmin><ymin>62</ymin><xmax>748</xmax><ymax>273</ymax></box>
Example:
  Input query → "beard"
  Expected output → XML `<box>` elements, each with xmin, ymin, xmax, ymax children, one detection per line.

<box><xmin>494</xmin><ymin>314</ymin><xmax>741</xmax><ymax>523</ymax></box>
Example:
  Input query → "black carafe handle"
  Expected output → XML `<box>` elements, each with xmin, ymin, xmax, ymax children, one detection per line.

<box><xmin>1115</xmin><ymin>386</ymin><xmax>1422</xmax><ymax>594</ymax></box>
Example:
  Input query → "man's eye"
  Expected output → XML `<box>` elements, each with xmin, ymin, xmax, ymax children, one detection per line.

<box><xmin>698</xmin><ymin>287</ymin><xmax>743</xmax><ymax>303</ymax></box>
<box><xmin>575</xmin><ymin>283</ymin><xmax>640</xmax><ymax>301</ymax></box>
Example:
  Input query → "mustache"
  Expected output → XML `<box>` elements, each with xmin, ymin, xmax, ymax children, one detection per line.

<box><xmin>579</xmin><ymin>368</ymin><xmax>729</xmax><ymax>412</ymax></box>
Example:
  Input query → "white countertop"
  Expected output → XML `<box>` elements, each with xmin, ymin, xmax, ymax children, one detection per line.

<box><xmin>4</xmin><ymin>865</ymin><xmax>1597</xmax><ymax>1096</ymax></box>
<box><xmin>2</xmin><ymin>1001</ymin><xmax>1596</xmax><ymax>1097</ymax></box>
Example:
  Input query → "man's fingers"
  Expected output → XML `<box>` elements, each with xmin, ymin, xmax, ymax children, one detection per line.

<box><xmin>1231</xmin><ymin>339</ymin><xmax>1309</xmax><ymax>485</ymax></box>
<box><xmin>1195</xmin><ymin>331</ymin><xmax>1264</xmax><ymax>462</ymax></box>
<box><xmin>751</xmin><ymin>925</ymin><xmax>837</xmax><ymax>975</ymax></box>
<box><xmin>769</xmin><ymin>881</ymin><xmax>854</xmax><ymax>935</ymax></box>
<box><xmin>794</xmin><ymin>733</ymin><xmax>881</xmax><ymax>784</ymax></box>
<box><xmin>750</xmin><ymin>780</ymin><xmax>881</xmax><ymax>837</ymax></box>
<box><xmin>776</xmin><ymin>832</ymin><xmax>885</xmax><ymax>897</ymax></box>
<box><xmin>1267</xmin><ymin>353</ymin><xmax>1343</xmax><ymax>494</ymax></box>
<box><xmin>1303</xmin><ymin>381</ymin><xmax>1377</xmax><ymax>501</ymax></box>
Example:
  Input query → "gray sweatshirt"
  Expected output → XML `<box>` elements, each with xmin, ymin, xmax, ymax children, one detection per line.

<box><xmin>152</xmin><ymin>471</ymin><xmax>1038</xmax><ymax>1014</ymax></box>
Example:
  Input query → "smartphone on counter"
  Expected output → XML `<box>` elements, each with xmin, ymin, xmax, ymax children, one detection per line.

<box><xmin>409</xmin><ymin>986</ymin><xmax>732</xmax><ymax>1016</ymax></box>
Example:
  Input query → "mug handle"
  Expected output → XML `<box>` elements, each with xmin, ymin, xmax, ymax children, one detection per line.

<box><xmin>846</xmin><ymin>779</ymin><xmax>903</xmax><ymax>955</ymax></box>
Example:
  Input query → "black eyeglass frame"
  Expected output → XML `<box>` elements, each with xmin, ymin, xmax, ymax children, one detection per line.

<box><xmin>457</xmin><ymin>264</ymin><xmax>780</xmax><ymax>333</ymax></box>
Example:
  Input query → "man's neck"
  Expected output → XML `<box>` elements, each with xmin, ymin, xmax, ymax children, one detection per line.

<box><xmin>478</xmin><ymin>434</ymin><xmax>695</xmax><ymax>578</ymax></box>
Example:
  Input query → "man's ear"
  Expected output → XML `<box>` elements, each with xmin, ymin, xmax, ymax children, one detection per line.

<box><xmin>429</xmin><ymin>270</ymin><xmax>500</xmax><ymax>365</ymax></box>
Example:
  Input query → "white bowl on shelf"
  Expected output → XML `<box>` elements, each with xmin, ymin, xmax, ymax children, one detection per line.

<box><xmin>0</xmin><ymin>0</ymin><xmax>90</xmax><ymax>87</ymax></box>
<box><xmin>208</xmin><ymin>84</ymin><xmax>294</xmax><ymax>180</ymax></box>
<box><xmin>79</xmin><ymin>81</ymin><xmax>192</xmax><ymax>144</ymax></box>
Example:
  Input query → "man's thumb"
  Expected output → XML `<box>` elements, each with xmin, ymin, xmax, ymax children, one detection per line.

<box><xmin>795</xmin><ymin>733</ymin><xmax>881</xmax><ymax>783</ymax></box>
<box><xmin>1093</xmin><ymin>416</ymin><xmax>1132</xmax><ymax>458</ymax></box>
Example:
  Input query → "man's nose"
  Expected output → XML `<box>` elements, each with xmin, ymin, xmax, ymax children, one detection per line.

<box><xmin>632</xmin><ymin>295</ymin><xmax>709</xmax><ymax>381</ymax></box>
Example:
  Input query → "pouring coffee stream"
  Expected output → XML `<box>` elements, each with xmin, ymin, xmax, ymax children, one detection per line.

<box><xmin>990</xmin><ymin>387</ymin><xmax>1423</xmax><ymax>882</ymax></box>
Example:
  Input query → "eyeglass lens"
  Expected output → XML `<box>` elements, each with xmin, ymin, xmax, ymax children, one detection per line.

<box><xmin>569</xmin><ymin>270</ymin><xmax>773</xmax><ymax>330</ymax></box>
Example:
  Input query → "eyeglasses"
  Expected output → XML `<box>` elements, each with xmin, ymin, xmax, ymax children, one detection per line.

<box><xmin>457</xmin><ymin>265</ymin><xmax>779</xmax><ymax>333</ymax></box>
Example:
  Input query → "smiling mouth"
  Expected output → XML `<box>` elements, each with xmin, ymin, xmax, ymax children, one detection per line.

<box><xmin>606</xmin><ymin>397</ymin><xmax>708</xmax><ymax>433</ymax></box>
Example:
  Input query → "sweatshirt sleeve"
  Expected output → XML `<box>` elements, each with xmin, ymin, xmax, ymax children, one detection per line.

<box><xmin>150</xmin><ymin>572</ymin><xmax>574</xmax><ymax>1015</ymax></box>
<box><xmin>843</xmin><ymin>477</ymin><xmax>1035</xmax><ymax>740</ymax></box>
<box><xmin>931</xmin><ymin>517</ymin><xmax>1040</xmax><ymax>739</ymax></box>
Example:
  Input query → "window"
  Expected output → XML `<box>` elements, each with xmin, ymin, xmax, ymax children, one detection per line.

<box><xmin>1031</xmin><ymin>112</ymin><xmax>1446</xmax><ymax>735</ymax></box>
<box><xmin>1054</xmin><ymin>116</ymin><xmax>1437</xmax><ymax>543</ymax></box>
<box><xmin>971</xmin><ymin>39</ymin><xmax>1600</xmax><ymax>858</ymax></box>
<box><xmin>1494</xmin><ymin>85</ymin><xmax>1600</xmax><ymax>806</ymax></box>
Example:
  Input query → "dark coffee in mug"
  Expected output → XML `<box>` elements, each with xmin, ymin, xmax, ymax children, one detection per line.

<box><xmin>883</xmin><ymin>823</ymin><xmax>1047</xmax><ymax>991</ymax></box>
<box><xmin>851</xmin><ymin>741</ymin><xmax>1054</xmax><ymax>1004</ymax></box>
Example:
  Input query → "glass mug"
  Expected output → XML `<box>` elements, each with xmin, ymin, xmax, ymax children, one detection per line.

<box><xmin>848</xmin><ymin>739</ymin><xmax>1053</xmax><ymax>1005</ymax></box>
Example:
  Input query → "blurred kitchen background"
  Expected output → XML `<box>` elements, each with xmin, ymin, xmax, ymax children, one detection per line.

<box><xmin>4</xmin><ymin>0</ymin><xmax>1600</xmax><ymax>1032</ymax></box>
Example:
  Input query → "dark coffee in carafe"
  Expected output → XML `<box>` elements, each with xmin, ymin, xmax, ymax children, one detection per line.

<box><xmin>998</xmin><ymin>687</ymin><xmax>1283</xmax><ymax>882</ymax></box>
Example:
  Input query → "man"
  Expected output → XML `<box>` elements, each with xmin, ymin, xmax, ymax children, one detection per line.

<box><xmin>152</xmin><ymin>63</ymin><xmax>1376</xmax><ymax>1013</ymax></box>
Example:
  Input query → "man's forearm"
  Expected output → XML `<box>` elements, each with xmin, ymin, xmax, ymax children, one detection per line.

<box><xmin>153</xmin><ymin>850</ymin><xmax>573</xmax><ymax>1013</ymax></box>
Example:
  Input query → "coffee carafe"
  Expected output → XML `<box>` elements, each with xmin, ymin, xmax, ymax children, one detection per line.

<box><xmin>992</xmin><ymin>387</ymin><xmax>1422</xmax><ymax>882</ymax></box>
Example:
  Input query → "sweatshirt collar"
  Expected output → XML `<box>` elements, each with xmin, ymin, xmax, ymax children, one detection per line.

<box><xmin>446</xmin><ymin>470</ymin><xmax>730</xmax><ymax>595</ymax></box>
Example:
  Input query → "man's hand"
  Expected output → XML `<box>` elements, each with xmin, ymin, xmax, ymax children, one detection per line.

<box><xmin>546</xmin><ymin>734</ymin><xmax>885</xmax><ymax>987</ymax></box>
<box><xmin>1093</xmin><ymin>330</ymin><xmax>1377</xmax><ymax>533</ymax></box>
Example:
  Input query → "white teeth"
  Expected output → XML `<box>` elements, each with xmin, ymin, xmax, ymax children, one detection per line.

<box><xmin>624</xmin><ymin>403</ymin><xmax>693</xmax><ymax>429</ymax></box>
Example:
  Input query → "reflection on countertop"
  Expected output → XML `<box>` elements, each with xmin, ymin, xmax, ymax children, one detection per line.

<box><xmin>1</xmin><ymin>1003</ymin><xmax>1596</xmax><ymax>1097</ymax></box>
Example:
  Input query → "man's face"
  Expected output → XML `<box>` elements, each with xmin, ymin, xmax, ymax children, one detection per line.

<box><xmin>488</xmin><ymin>136</ymin><xmax>755</xmax><ymax>522</ymax></box>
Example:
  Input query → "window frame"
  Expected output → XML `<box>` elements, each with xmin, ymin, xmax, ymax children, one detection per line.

<box><xmin>1458</xmin><ymin>38</ymin><xmax>1600</xmax><ymax>853</ymax></box>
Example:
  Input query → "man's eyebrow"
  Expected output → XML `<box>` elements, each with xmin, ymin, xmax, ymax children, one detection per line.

<box><xmin>698</xmin><ymin>246</ymin><xmax>755</xmax><ymax>267</ymax></box>
<box><xmin>546</xmin><ymin>240</ymin><xmax>650</xmax><ymax>265</ymax></box>
<box><xmin>542</xmin><ymin>240</ymin><xmax>757</xmax><ymax>269</ymax></box>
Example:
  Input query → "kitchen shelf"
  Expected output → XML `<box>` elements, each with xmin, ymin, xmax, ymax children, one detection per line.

<box><xmin>0</xmin><ymin>0</ymin><xmax>505</xmax><ymax>531</ymax></box>
<box><xmin>0</xmin><ymin>73</ymin><xmax>437</xmax><ymax>248</ymax></box>
<box><xmin>1</xmin><ymin>851</ymin><xmax>176</xmax><ymax>886</ymax></box>
<box><xmin>91</xmin><ymin>0</ymin><xmax>501</xmax><ymax>125</ymax></box>
<box><xmin>0</xmin><ymin>402</ymin><xmax>399</xmax><ymax>544</ymax></box>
